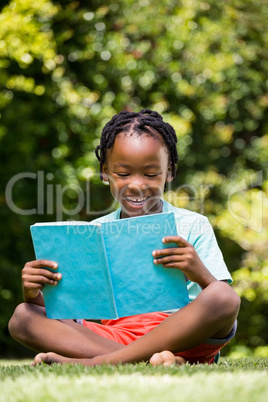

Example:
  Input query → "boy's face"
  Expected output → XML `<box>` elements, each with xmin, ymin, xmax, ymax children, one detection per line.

<box><xmin>102</xmin><ymin>132</ymin><xmax>173</xmax><ymax>218</ymax></box>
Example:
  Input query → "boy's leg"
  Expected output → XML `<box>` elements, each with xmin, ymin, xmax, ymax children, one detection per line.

<box><xmin>33</xmin><ymin>281</ymin><xmax>240</xmax><ymax>366</ymax></box>
<box><xmin>8</xmin><ymin>302</ymin><xmax>124</xmax><ymax>358</ymax></box>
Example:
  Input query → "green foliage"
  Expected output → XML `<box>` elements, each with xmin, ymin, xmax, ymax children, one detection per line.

<box><xmin>0</xmin><ymin>0</ymin><xmax>267</xmax><ymax>356</ymax></box>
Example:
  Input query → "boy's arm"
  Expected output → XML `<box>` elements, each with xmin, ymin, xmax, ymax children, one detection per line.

<box><xmin>22</xmin><ymin>260</ymin><xmax>61</xmax><ymax>306</ymax></box>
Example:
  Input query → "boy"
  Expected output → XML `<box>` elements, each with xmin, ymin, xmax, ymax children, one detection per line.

<box><xmin>9</xmin><ymin>110</ymin><xmax>240</xmax><ymax>366</ymax></box>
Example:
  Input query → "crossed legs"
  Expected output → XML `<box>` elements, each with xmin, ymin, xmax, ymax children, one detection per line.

<box><xmin>8</xmin><ymin>303</ymin><xmax>124</xmax><ymax>358</ymax></box>
<box><xmin>8</xmin><ymin>281</ymin><xmax>240</xmax><ymax>366</ymax></box>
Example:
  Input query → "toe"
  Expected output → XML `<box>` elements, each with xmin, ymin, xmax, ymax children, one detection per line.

<box><xmin>33</xmin><ymin>353</ymin><xmax>48</xmax><ymax>365</ymax></box>
<box><xmin>149</xmin><ymin>352</ymin><xmax>164</xmax><ymax>366</ymax></box>
<box><xmin>161</xmin><ymin>350</ymin><xmax>177</xmax><ymax>367</ymax></box>
<box><xmin>149</xmin><ymin>350</ymin><xmax>176</xmax><ymax>366</ymax></box>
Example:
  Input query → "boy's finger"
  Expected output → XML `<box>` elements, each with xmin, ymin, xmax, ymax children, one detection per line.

<box><xmin>22</xmin><ymin>272</ymin><xmax>62</xmax><ymax>286</ymax></box>
<box><xmin>153</xmin><ymin>255</ymin><xmax>184</xmax><ymax>265</ymax></box>
<box><xmin>25</xmin><ymin>260</ymin><xmax>58</xmax><ymax>269</ymax></box>
<box><xmin>152</xmin><ymin>247</ymin><xmax>183</xmax><ymax>257</ymax></box>
<box><xmin>162</xmin><ymin>236</ymin><xmax>189</xmax><ymax>247</ymax></box>
<box><xmin>30</xmin><ymin>275</ymin><xmax>61</xmax><ymax>285</ymax></box>
<box><xmin>25</xmin><ymin>270</ymin><xmax>62</xmax><ymax>280</ymax></box>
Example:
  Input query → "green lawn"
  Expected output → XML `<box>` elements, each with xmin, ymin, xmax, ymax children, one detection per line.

<box><xmin>1</xmin><ymin>358</ymin><xmax>268</xmax><ymax>402</ymax></box>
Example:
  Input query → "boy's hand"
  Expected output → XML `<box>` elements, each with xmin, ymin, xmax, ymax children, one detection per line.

<box><xmin>153</xmin><ymin>236</ymin><xmax>217</xmax><ymax>289</ymax></box>
<box><xmin>22</xmin><ymin>260</ymin><xmax>61</xmax><ymax>302</ymax></box>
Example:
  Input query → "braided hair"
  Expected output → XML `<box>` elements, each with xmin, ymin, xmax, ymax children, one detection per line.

<box><xmin>95</xmin><ymin>109</ymin><xmax>178</xmax><ymax>180</ymax></box>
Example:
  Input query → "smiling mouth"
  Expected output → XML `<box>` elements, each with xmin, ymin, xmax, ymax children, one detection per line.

<box><xmin>125</xmin><ymin>196</ymin><xmax>149</xmax><ymax>206</ymax></box>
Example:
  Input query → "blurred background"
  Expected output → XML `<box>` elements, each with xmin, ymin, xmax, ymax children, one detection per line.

<box><xmin>0</xmin><ymin>0</ymin><xmax>267</xmax><ymax>358</ymax></box>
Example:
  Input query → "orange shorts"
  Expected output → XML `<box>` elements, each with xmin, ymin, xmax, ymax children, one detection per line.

<box><xmin>81</xmin><ymin>312</ymin><xmax>236</xmax><ymax>364</ymax></box>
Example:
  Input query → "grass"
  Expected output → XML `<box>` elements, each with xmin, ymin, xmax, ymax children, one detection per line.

<box><xmin>1</xmin><ymin>358</ymin><xmax>268</xmax><ymax>402</ymax></box>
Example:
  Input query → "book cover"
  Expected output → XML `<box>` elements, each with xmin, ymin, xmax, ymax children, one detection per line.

<box><xmin>30</xmin><ymin>212</ymin><xmax>189</xmax><ymax>319</ymax></box>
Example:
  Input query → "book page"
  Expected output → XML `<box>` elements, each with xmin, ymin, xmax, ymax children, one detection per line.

<box><xmin>101</xmin><ymin>212</ymin><xmax>189</xmax><ymax>318</ymax></box>
<box><xmin>30</xmin><ymin>223</ymin><xmax>116</xmax><ymax>319</ymax></box>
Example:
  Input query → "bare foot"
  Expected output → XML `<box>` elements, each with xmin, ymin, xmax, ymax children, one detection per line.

<box><xmin>33</xmin><ymin>350</ymin><xmax>186</xmax><ymax>368</ymax></box>
<box><xmin>32</xmin><ymin>352</ymin><xmax>104</xmax><ymax>367</ymax></box>
<box><xmin>149</xmin><ymin>350</ymin><xmax>186</xmax><ymax>367</ymax></box>
<box><xmin>32</xmin><ymin>352</ymin><xmax>76</xmax><ymax>366</ymax></box>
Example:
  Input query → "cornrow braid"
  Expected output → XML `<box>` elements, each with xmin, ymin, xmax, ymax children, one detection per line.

<box><xmin>95</xmin><ymin>109</ymin><xmax>178</xmax><ymax>180</ymax></box>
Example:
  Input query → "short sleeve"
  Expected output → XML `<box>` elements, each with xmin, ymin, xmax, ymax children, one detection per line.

<box><xmin>185</xmin><ymin>216</ymin><xmax>232</xmax><ymax>293</ymax></box>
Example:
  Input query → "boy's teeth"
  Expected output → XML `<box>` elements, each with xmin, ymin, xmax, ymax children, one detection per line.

<box><xmin>126</xmin><ymin>197</ymin><xmax>147</xmax><ymax>205</ymax></box>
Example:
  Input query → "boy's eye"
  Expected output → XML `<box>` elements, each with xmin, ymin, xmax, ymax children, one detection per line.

<box><xmin>146</xmin><ymin>173</ymin><xmax>161</xmax><ymax>177</ymax></box>
<box><xmin>115</xmin><ymin>173</ymin><xmax>129</xmax><ymax>177</ymax></box>
<box><xmin>114</xmin><ymin>172</ymin><xmax>161</xmax><ymax>177</ymax></box>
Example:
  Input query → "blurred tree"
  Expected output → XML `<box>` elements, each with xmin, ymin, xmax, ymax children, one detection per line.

<box><xmin>0</xmin><ymin>0</ymin><xmax>267</xmax><ymax>356</ymax></box>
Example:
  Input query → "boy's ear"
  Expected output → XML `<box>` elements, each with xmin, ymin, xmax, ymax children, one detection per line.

<box><xmin>102</xmin><ymin>164</ymin><xmax>109</xmax><ymax>182</ymax></box>
<box><xmin>166</xmin><ymin>164</ymin><xmax>174</xmax><ymax>183</ymax></box>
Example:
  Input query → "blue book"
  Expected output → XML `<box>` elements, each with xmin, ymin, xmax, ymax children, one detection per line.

<box><xmin>30</xmin><ymin>212</ymin><xmax>189</xmax><ymax>319</ymax></box>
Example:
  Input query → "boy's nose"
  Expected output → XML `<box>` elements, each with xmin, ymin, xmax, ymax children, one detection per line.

<box><xmin>127</xmin><ymin>182</ymin><xmax>147</xmax><ymax>192</ymax></box>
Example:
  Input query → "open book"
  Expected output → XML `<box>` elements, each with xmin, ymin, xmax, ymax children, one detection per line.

<box><xmin>30</xmin><ymin>212</ymin><xmax>189</xmax><ymax>319</ymax></box>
